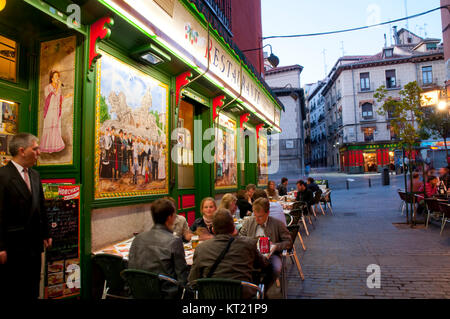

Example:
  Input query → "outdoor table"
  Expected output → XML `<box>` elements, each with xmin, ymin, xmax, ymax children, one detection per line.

<box><xmin>94</xmin><ymin>236</ymin><xmax>196</xmax><ymax>265</ymax></box>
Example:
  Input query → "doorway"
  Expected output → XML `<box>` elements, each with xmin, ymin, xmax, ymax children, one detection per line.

<box><xmin>363</xmin><ymin>151</ymin><xmax>377</xmax><ymax>172</ymax></box>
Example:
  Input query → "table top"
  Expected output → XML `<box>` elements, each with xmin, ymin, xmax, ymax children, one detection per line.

<box><xmin>94</xmin><ymin>236</ymin><xmax>196</xmax><ymax>265</ymax></box>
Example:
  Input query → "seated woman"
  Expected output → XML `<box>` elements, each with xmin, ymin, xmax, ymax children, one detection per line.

<box><xmin>236</xmin><ymin>189</ymin><xmax>253</xmax><ymax>218</ymax></box>
<box><xmin>265</xmin><ymin>180</ymin><xmax>279</xmax><ymax>201</ymax></box>
<box><xmin>219</xmin><ymin>193</ymin><xmax>238</xmax><ymax>217</ymax></box>
<box><xmin>417</xmin><ymin>176</ymin><xmax>439</xmax><ymax>215</ymax></box>
<box><xmin>190</xmin><ymin>197</ymin><xmax>217</xmax><ymax>241</ymax></box>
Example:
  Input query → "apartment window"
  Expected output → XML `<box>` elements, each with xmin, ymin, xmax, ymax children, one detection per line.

<box><xmin>422</xmin><ymin>66</ymin><xmax>433</xmax><ymax>85</ymax></box>
<box><xmin>360</xmin><ymin>72</ymin><xmax>370</xmax><ymax>91</ymax></box>
<box><xmin>389</xmin><ymin>126</ymin><xmax>397</xmax><ymax>140</ymax></box>
<box><xmin>361</xmin><ymin>103</ymin><xmax>374</xmax><ymax>120</ymax></box>
<box><xmin>363</xmin><ymin>127</ymin><xmax>375</xmax><ymax>142</ymax></box>
<box><xmin>384</xmin><ymin>48</ymin><xmax>393</xmax><ymax>58</ymax></box>
<box><xmin>386</xmin><ymin>69</ymin><xmax>396</xmax><ymax>88</ymax></box>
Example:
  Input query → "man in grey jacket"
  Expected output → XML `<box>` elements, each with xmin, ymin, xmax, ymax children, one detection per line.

<box><xmin>239</xmin><ymin>197</ymin><xmax>292</xmax><ymax>289</ymax></box>
<box><xmin>128</xmin><ymin>198</ymin><xmax>189</xmax><ymax>298</ymax></box>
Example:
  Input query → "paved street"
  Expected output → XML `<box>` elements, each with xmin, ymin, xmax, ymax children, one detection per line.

<box><xmin>283</xmin><ymin>173</ymin><xmax>450</xmax><ymax>299</ymax></box>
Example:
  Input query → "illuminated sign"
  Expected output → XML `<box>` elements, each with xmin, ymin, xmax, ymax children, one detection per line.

<box><xmin>420</xmin><ymin>90</ymin><xmax>440</xmax><ymax>107</ymax></box>
<box><xmin>107</xmin><ymin>0</ymin><xmax>280</xmax><ymax>130</ymax></box>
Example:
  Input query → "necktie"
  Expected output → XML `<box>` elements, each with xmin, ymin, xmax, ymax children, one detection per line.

<box><xmin>23</xmin><ymin>168</ymin><xmax>32</xmax><ymax>193</ymax></box>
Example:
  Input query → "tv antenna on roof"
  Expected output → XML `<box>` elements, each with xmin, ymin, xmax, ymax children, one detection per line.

<box><xmin>404</xmin><ymin>0</ymin><xmax>409</xmax><ymax>30</ymax></box>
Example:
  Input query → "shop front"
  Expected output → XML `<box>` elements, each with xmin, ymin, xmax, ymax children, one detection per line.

<box><xmin>0</xmin><ymin>0</ymin><xmax>282</xmax><ymax>299</ymax></box>
<box><xmin>340</xmin><ymin>142</ymin><xmax>398</xmax><ymax>174</ymax></box>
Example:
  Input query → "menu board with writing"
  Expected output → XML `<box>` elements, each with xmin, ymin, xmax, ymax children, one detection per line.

<box><xmin>43</xmin><ymin>184</ymin><xmax>81</xmax><ymax>299</ymax></box>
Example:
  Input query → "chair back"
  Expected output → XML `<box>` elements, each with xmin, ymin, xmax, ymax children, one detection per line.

<box><xmin>398</xmin><ymin>191</ymin><xmax>406</xmax><ymax>201</ymax></box>
<box><xmin>193</xmin><ymin>278</ymin><xmax>243</xmax><ymax>299</ymax></box>
<box><xmin>121</xmin><ymin>269</ymin><xmax>177</xmax><ymax>299</ymax></box>
<box><xmin>289</xmin><ymin>208</ymin><xmax>304</xmax><ymax>225</ymax></box>
<box><xmin>287</xmin><ymin>225</ymin><xmax>300</xmax><ymax>248</ymax></box>
<box><xmin>284</xmin><ymin>213</ymin><xmax>293</xmax><ymax>226</ymax></box>
<box><xmin>438</xmin><ymin>203</ymin><xmax>450</xmax><ymax>218</ymax></box>
<box><xmin>424</xmin><ymin>198</ymin><xmax>441</xmax><ymax>213</ymax></box>
<box><xmin>91</xmin><ymin>253</ymin><xmax>127</xmax><ymax>296</ymax></box>
<box><xmin>313</xmin><ymin>191</ymin><xmax>322</xmax><ymax>204</ymax></box>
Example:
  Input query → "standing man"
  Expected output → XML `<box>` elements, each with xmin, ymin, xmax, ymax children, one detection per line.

<box><xmin>0</xmin><ymin>133</ymin><xmax>52</xmax><ymax>299</ymax></box>
<box><xmin>153</xmin><ymin>141</ymin><xmax>160</xmax><ymax>181</ymax></box>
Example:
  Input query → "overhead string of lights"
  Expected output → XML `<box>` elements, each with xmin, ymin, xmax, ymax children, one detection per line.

<box><xmin>263</xmin><ymin>5</ymin><xmax>449</xmax><ymax>40</ymax></box>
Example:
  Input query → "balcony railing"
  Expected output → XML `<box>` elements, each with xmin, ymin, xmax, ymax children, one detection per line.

<box><xmin>419</xmin><ymin>77</ymin><xmax>440</xmax><ymax>88</ymax></box>
<box><xmin>204</xmin><ymin>0</ymin><xmax>232</xmax><ymax>34</ymax></box>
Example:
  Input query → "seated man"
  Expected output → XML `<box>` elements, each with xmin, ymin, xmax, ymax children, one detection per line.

<box><xmin>239</xmin><ymin>198</ymin><xmax>292</xmax><ymax>290</ymax></box>
<box><xmin>277</xmin><ymin>177</ymin><xmax>288</xmax><ymax>197</ymax></box>
<box><xmin>188</xmin><ymin>208</ymin><xmax>270</xmax><ymax>298</ymax></box>
<box><xmin>306</xmin><ymin>177</ymin><xmax>322</xmax><ymax>195</ymax></box>
<box><xmin>253</xmin><ymin>189</ymin><xmax>286</xmax><ymax>226</ymax></box>
<box><xmin>128</xmin><ymin>198</ymin><xmax>189</xmax><ymax>298</ymax></box>
<box><xmin>296</xmin><ymin>180</ymin><xmax>314</xmax><ymax>213</ymax></box>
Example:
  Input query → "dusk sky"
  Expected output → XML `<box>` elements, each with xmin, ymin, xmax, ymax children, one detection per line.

<box><xmin>261</xmin><ymin>0</ymin><xmax>444</xmax><ymax>85</ymax></box>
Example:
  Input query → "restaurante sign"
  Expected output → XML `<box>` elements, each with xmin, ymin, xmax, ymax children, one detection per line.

<box><xmin>110</xmin><ymin>0</ymin><xmax>280</xmax><ymax>129</ymax></box>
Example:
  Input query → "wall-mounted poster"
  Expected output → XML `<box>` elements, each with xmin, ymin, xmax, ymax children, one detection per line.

<box><xmin>0</xmin><ymin>99</ymin><xmax>18</xmax><ymax>167</ymax></box>
<box><xmin>258</xmin><ymin>134</ymin><xmax>268</xmax><ymax>186</ymax></box>
<box><xmin>215</xmin><ymin>113</ymin><xmax>237</xmax><ymax>189</ymax></box>
<box><xmin>95</xmin><ymin>51</ymin><xmax>169</xmax><ymax>199</ymax></box>
<box><xmin>38</xmin><ymin>36</ymin><xmax>76</xmax><ymax>166</ymax></box>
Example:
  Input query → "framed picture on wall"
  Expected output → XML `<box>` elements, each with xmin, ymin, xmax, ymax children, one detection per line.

<box><xmin>214</xmin><ymin>113</ymin><xmax>237</xmax><ymax>189</ymax></box>
<box><xmin>94</xmin><ymin>51</ymin><xmax>169</xmax><ymax>199</ymax></box>
<box><xmin>37</xmin><ymin>36</ymin><xmax>76</xmax><ymax>166</ymax></box>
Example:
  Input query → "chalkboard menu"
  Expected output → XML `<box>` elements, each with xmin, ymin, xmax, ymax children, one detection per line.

<box><xmin>43</xmin><ymin>184</ymin><xmax>81</xmax><ymax>299</ymax></box>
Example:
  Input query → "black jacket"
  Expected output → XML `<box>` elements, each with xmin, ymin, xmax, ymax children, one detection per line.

<box><xmin>0</xmin><ymin>161</ymin><xmax>49</xmax><ymax>258</ymax></box>
<box><xmin>237</xmin><ymin>198</ymin><xmax>253</xmax><ymax>218</ymax></box>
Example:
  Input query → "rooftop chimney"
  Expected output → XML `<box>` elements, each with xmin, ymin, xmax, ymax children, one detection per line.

<box><xmin>393</xmin><ymin>26</ymin><xmax>400</xmax><ymax>45</ymax></box>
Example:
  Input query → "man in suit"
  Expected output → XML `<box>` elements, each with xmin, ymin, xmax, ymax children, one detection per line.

<box><xmin>189</xmin><ymin>208</ymin><xmax>270</xmax><ymax>298</ymax></box>
<box><xmin>239</xmin><ymin>197</ymin><xmax>292</xmax><ymax>290</ymax></box>
<box><xmin>0</xmin><ymin>133</ymin><xmax>52</xmax><ymax>299</ymax></box>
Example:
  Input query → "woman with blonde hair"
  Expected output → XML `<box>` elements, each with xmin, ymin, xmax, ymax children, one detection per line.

<box><xmin>219</xmin><ymin>193</ymin><xmax>238</xmax><ymax>217</ymax></box>
<box><xmin>190</xmin><ymin>197</ymin><xmax>217</xmax><ymax>240</ymax></box>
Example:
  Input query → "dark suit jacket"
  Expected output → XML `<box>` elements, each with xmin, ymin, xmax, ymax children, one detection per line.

<box><xmin>239</xmin><ymin>216</ymin><xmax>292</xmax><ymax>253</ymax></box>
<box><xmin>0</xmin><ymin>161</ymin><xmax>49</xmax><ymax>259</ymax></box>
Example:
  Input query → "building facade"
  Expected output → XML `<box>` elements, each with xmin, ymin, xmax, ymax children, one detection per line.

<box><xmin>322</xmin><ymin>28</ymin><xmax>445</xmax><ymax>173</ymax></box>
<box><xmin>265</xmin><ymin>65</ymin><xmax>305</xmax><ymax>176</ymax></box>
<box><xmin>305</xmin><ymin>80</ymin><xmax>328</xmax><ymax>168</ymax></box>
<box><xmin>0</xmin><ymin>0</ymin><xmax>282</xmax><ymax>298</ymax></box>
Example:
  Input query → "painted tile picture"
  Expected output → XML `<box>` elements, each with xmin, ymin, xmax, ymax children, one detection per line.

<box><xmin>38</xmin><ymin>36</ymin><xmax>76</xmax><ymax>166</ymax></box>
<box><xmin>215</xmin><ymin>113</ymin><xmax>237</xmax><ymax>189</ymax></box>
<box><xmin>95</xmin><ymin>52</ymin><xmax>169</xmax><ymax>199</ymax></box>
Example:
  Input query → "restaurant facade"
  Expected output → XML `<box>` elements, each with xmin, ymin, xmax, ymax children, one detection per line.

<box><xmin>0</xmin><ymin>0</ymin><xmax>282</xmax><ymax>298</ymax></box>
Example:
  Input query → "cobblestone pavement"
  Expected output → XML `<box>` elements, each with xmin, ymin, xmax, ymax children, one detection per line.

<box><xmin>285</xmin><ymin>177</ymin><xmax>450</xmax><ymax>299</ymax></box>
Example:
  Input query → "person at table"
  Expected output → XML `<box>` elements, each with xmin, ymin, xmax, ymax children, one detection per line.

<box><xmin>239</xmin><ymin>198</ymin><xmax>292</xmax><ymax>289</ymax></box>
<box><xmin>0</xmin><ymin>133</ymin><xmax>52</xmax><ymax>300</ymax></box>
<box><xmin>412</xmin><ymin>172</ymin><xmax>424</xmax><ymax>193</ymax></box>
<box><xmin>236</xmin><ymin>189</ymin><xmax>253</xmax><ymax>218</ymax></box>
<box><xmin>190</xmin><ymin>197</ymin><xmax>217</xmax><ymax>241</ymax></box>
<box><xmin>219</xmin><ymin>193</ymin><xmax>238</xmax><ymax>217</ymax></box>
<box><xmin>128</xmin><ymin>198</ymin><xmax>188</xmax><ymax>298</ymax></box>
<box><xmin>188</xmin><ymin>208</ymin><xmax>270</xmax><ymax>299</ymax></box>
<box><xmin>306</xmin><ymin>177</ymin><xmax>321</xmax><ymax>194</ymax></box>
<box><xmin>265</xmin><ymin>180</ymin><xmax>279</xmax><ymax>201</ymax></box>
<box><xmin>246</xmin><ymin>184</ymin><xmax>256</xmax><ymax>204</ymax></box>
<box><xmin>438</xmin><ymin>166</ymin><xmax>449</xmax><ymax>190</ymax></box>
<box><xmin>253</xmin><ymin>189</ymin><xmax>286</xmax><ymax>226</ymax></box>
<box><xmin>163</xmin><ymin>196</ymin><xmax>194</xmax><ymax>242</ymax></box>
<box><xmin>417</xmin><ymin>176</ymin><xmax>438</xmax><ymax>202</ymax></box>
<box><xmin>277</xmin><ymin>177</ymin><xmax>288</xmax><ymax>197</ymax></box>
<box><xmin>296</xmin><ymin>180</ymin><xmax>314</xmax><ymax>213</ymax></box>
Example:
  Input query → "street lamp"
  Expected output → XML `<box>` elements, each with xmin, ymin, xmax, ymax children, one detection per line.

<box><xmin>437</xmin><ymin>100</ymin><xmax>447</xmax><ymax>111</ymax></box>
<box><xmin>242</xmin><ymin>44</ymin><xmax>280</xmax><ymax>68</ymax></box>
